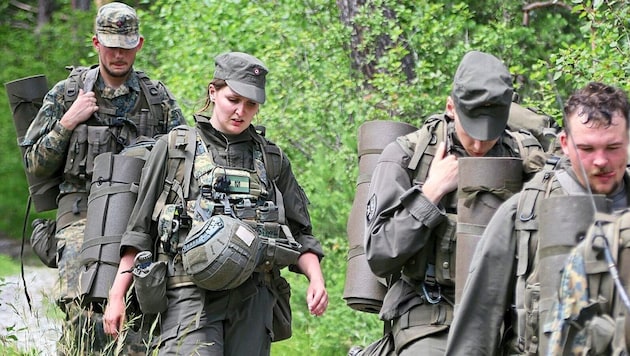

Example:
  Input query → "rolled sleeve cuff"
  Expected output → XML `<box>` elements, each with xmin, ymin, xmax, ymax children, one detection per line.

<box><xmin>400</xmin><ymin>186</ymin><xmax>445</xmax><ymax>229</ymax></box>
<box><xmin>120</xmin><ymin>230</ymin><xmax>153</xmax><ymax>256</ymax></box>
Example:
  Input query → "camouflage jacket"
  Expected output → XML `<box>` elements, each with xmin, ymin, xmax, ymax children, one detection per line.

<box><xmin>21</xmin><ymin>68</ymin><xmax>184</xmax><ymax>196</ymax></box>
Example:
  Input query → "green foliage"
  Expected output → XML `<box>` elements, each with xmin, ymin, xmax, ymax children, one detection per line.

<box><xmin>0</xmin><ymin>255</ymin><xmax>20</xmax><ymax>277</ymax></box>
<box><xmin>0</xmin><ymin>3</ymin><xmax>93</xmax><ymax>239</ymax></box>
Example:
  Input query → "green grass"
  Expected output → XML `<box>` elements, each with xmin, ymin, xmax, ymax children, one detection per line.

<box><xmin>0</xmin><ymin>255</ymin><xmax>21</xmax><ymax>277</ymax></box>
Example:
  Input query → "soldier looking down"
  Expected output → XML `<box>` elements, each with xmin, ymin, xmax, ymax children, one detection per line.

<box><xmin>103</xmin><ymin>51</ymin><xmax>328</xmax><ymax>355</ymax></box>
<box><xmin>350</xmin><ymin>50</ymin><xmax>544</xmax><ymax>356</ymax></box>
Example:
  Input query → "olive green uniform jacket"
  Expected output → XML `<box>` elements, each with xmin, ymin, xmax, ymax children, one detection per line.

<box><xmin>121</xmin><ymin>115</ymin><xmax>324</xmax><ymax>259</ymax></box>
<box><xmin>365</xmin><ymin>118</ymin><xmax>526</xmax><ymax>333</ymax></box>
<box><xmin>445</xmin><ymin>162</ymin><xmax>630</xmax><ymax>355</ymax></box>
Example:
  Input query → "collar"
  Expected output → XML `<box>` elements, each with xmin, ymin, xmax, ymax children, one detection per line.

<box><xmin>95</xmin><ymin>69</ymin><xmax>140</xmax><ymax>99</ymax></box>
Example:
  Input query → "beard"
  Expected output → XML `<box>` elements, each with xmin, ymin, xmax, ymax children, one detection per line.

<box><xmin>103</xmin><ymin>63</ymin><xmax>131</xmax><ymax>78</ymax></box>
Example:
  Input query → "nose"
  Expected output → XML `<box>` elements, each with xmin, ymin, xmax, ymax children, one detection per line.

<box><xmin>234</xmin><ymin>102</ymin><xmax>245</xmax><ymax>116</ymax></box>
<box><xmin>473</xmin><ymin>140</ymin><xmax>483</xmax><ymax>151</ymax></box>
<box><xmin>592</xmin><ymin>150</ymin><xmax>609</xmax><ymax>167</ymax></box>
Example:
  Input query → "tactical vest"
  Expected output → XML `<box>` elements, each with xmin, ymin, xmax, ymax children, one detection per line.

<box><xmin>395</xmin><ymin>115</ymin><xmax>542</xmax><ymax>289</ymax></box>
<box><xmin>153</xmin><ymin>126</ymin><xmax>299</xmax><ymax>288</ymax></box>
<box><xmin>511</xmin><ymin>168</ymin><xmax>615</xmax><ymax>355</ymax></box>
<box><xmin>546</xmin><ymin>211</ymin><xmax>630</xmax><ymax>356</ymax></box>
<box><xmin>57</xmin><ymin>66</ymin><xmax>170</xmax><ymax>230</ymax></box>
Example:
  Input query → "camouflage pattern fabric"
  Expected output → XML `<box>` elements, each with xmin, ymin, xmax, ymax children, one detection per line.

<box><xmin>57</xmin><ymin>220</ymin><xmax>152</xmax><ymax>355</ymax></box>
<box><xmin>57</xmin><ymin>219</ymin><xmax>86</xmax><ymax>303</ymax></box>
<box><xmin>546</xmin><ymin>244</ymin><xmax>589</xmax><ymax>355</ymax></box>
<box><xmin>22</xmin><ymin>71</ymin><xmax>184</xmax><ymax>196</ymax></box>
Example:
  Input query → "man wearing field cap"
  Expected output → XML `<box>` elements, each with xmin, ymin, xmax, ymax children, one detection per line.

<box><xmin>22</xmin><ymin>2</ymin><xmax>183</xmax><ymax>354</ymax></box>
<box><xmin>348</xmin><ymin>51</ymin><xmax>544</xmax><ymax>356</ymax></box>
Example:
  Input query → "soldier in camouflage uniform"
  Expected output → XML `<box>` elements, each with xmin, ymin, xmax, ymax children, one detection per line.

<box><xmin>21</xmin><ymin>2</ymin><xmax>184</xmax><ymax>355</ymax></box>
<box><xmin>445</xmin><ymin>82</ymin><xmax>630</xmax><ymax>355</ymax></box>
<box><xmin>103</xmin><ymin>52</ymin><xmax>328</xmax><ymax>355</ymax></box>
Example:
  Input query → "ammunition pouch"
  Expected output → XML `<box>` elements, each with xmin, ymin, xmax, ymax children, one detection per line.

<box><xmin>433</xmin><ymin>213</ymin><xmax>457</xmax><ymax>287</ymax></box>
<box><xmin>30</xmin><ymin>218</ymin><xmax>57</xmax><ymax>268</ymax></box>
<box><xmin>63</xmin><ymin>123</ymin><xmax>141</xmax><ymax>187</ymax></box>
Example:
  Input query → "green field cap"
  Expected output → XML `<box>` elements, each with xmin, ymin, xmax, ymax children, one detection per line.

<box><xmin>452</xmin><ymin>51</ymin><xmax>513</xmax><ymax>141</ymax></box>
<box><xmin>95</xmin><ymin>2</ymin><xmax>140</xmax><ymax>49</ymax></box>
<box><xmin>214</xmin><ymin>52</ymin><xmax>268</xmax><ymax>104</ymax></box>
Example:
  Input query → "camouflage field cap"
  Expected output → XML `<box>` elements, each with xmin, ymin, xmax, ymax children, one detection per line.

<box><xmin>214</xmin><ymin>52</ymin><xmax>268</xmax><ymax>104</ymax></box>
<box><xmin>95</xmin><ymin>2</ymin><xmax>140</xmax><ymax>49</ymax></box>
<box><xmin>451</xmin><ymin>51</ymin><xmax>513</xmax><ymax>141</ymax></box>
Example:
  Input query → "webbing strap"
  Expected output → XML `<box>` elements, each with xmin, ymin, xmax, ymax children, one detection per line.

<box><xmin>80</xmin><ymin>235</ymin><xmax>121</xmax><ymax>250</ymax></box>
<box><xmin>87</xmin><ymin>184</ymin><xmax>134</xmax><ymax>202</ymax></box>
<box><xmin>152</xmin><ymin>129</ymin><xmax>191</xmax><ymax>221</ymax></box>
<box><xmin>408</xmin><ymin>118</ymin><xmax>444</xmax><ymax>171</ymax></box>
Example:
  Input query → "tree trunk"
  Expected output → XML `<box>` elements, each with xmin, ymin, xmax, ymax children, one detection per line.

<box><xmin>72</xmin><ymin>0</ymin><xmax>91</xmax><ymax>10</ymax></box>
<box><xmin>37</xmin><ymin>0</ymin><xmax>54</xmax><ymax>30</ymax></box>
<box><xmin>336</xmin><ymin>0</ymin><xmax>416</xmax><ymax>86</ymax></box>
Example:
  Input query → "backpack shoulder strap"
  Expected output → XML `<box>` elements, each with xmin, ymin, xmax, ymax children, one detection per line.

<box><xmin>135</xmin><ymin>70</ymin><xmax>167</xmax><ymax>130</ymax></box>
<box><xmin>63</xmin><ymin>65</ymin><xmax>98</xmax><ymax>109</ymax></box>
<box><xmin>151</xmin><ymin>125</ymin><xmax>196</xmax><ymax>221</ymax></box>
<box><xmin>254</xmin><ymin>125</ymin><xmax>282</xmax><ymax>182</ymax></box>
<box><xmin>515</xmin><ymin>170</ymin><xmax>560</xmax><ymax>275</ymax></box>
<box><xmin>400</xmin><ymin>114</ymin><xmax>446</xmax><ymax>182</ymax></box>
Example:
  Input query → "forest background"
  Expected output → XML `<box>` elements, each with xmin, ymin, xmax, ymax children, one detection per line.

<box><xmin>1</xmin><ymin>0</ymin><xmax>629</xmax><ymax>355</ymax></box>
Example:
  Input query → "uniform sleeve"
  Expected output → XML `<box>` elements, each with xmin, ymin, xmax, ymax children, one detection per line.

<box><xmin>158</xmin><ymin>82</ymin><xmax>186</xmax><ymax>129</ymax></box>
<box><xmin>445</xmin><ymin>193</ymin><xmax>520</xmax><ymax>356</ymax></box>
<box><xmin>22</xmin><ymin>81</ymin><xmax>73</xmax><ymax>177</ymax></box>
<box><xmin>275</xmin><ymin>152</ymin><xmax>324</xmax><ymax>260</ymax></box>
<box><xmin>121</xmin><ymin>135</ymin><xmax>170</xmax><ymax>253</ymax></box>
<box><xmin>364</xmin><ymin>140</ymin><xmax>445</xmax><ymax>277</ymax></box>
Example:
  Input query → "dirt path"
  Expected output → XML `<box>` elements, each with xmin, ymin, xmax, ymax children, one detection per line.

<box><xmin>0</xmin><ymin>239</ymin><xmax>61</xmax><ymax>355</ymax></box>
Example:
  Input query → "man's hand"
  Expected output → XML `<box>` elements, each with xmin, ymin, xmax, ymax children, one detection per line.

<box><xmin>59</xmin><ymin>89</ymin><xmax>99</xmax><ymax>130</ymax></box>
<box><xmin>103</xmin><ymin>294</ymin><xmax>125</xmax><ymax>339</ymax></box>
<box><xmin>422</xmin><ymin>141</ymin><xmax>458</xmax><ymax>204</ymax></box>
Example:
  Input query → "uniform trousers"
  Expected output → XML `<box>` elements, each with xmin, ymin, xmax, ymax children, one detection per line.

<box><xmin>154</xmin><ymin>274</ymin><xmax>274</xmax><ymax>355</ymax></box>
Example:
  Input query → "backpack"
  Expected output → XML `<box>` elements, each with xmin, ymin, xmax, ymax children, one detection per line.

<box><xmin>63</xmin><ymin>65</ymin><xmax>168</xmax><ymax>130</ymax></box>
<box><xmin>546</xmin><ymin>211</ymin><xmax>630</xmax><ymax>356</ymax></box>
<box><xmin>344</xmin><ymin>102</ymin><xmax>554</xmax><ymax>314</ymax></box>
<box><xmin>511</xmin><ymin>167</ymin><xmax>616</xmax><ymax>355</ymax></box>
<box><xmin>395</xmin><ymin>114</ymin><xmax>544</xmax><ymax>294</ymax></box>
<box><xmin>507</xmin><ymin>101</ymin><xmax>560</xmax><ymax>154</ymax></box>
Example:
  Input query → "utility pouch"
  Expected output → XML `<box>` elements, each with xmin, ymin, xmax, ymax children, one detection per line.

<box><xmin>30</xmin><ymin>218</ymin><xmax>57</xmax><ymax>268</ymax></box>
<box><xmin>270</xmin><ymin>272</ymin><xmax>292</xmax><ymax>342</ymax></box>
<box><xmin>86</xmin><ymin>126</ymin><xmax>117</xmax><ymax>177</ymax></box>
<box><xmin>265</xmin><ymin>239</ymin><xmax>301</xmax><ymax>267</ymax></box>
<box><xmin>434</xmin><ymin>213</ymin><xmax>457</xmax><ymax>286</ymax></box>
<box><xmin>63</xmin><ymin>124</ymin><xmax>88</xmax><ymax>182</ymax></box>
<box><xmin>132</xmin><ymin>251</ymin><xmax>168</xmax><ymax>314</ymax></box>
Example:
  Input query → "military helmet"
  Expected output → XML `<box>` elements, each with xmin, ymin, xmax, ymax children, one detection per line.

<box><xmin>182</xmin><ymin>215</ymin><xmax>260</xmax><ymax>291</ymax></box>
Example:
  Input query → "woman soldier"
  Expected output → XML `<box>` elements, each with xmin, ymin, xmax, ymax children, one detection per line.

<box><xmin>104</xmin><ymin>52</ymin><xmax>328</xmax><ymax>355</ymax></box>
